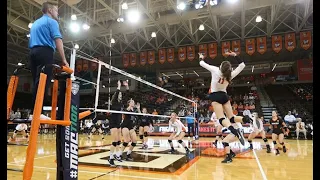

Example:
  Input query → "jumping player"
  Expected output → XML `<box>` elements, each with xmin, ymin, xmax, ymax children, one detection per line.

<box><xmin>247</xmin><ymin>112</ymin><xmax>271</xmax><ymax>153</ymax></box>
<box><xmin>199</xmin><ymin>51</ymin><xmax>252</xmax><ymax>147</ymax></box>
<box><xmin>168</xmin><ymin>112</ymin><xmax>190</xmax><ymax>154</ymax></box>
<box><xmin>108</xmin><ymin>80</ymin><xmax>130</xmax><ymax>167</ymax></box>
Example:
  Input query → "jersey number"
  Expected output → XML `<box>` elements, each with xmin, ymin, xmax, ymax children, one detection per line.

<box><xmin>218</xmin><ymin>78</ymin><xmax>224</xmax><ymax>84</ymax></box>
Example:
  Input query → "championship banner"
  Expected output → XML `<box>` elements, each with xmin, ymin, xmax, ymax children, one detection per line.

<box><xmin>158</xmin><ymin>49</ymin><xmax>166</xmax><ymax>64</ymax></box>
<box><xmin>56</xmin><ymin>80</ymin><xmax>79</xmax><ymax>180</ymax></box>
<box><xmin>208</xmin><ymin>42</ymin><xmax>217</xmax><ymax>59</ymax></box>
<box><xmin>82</xmin><ymin>60</ymin><xmax>89</xmax><ymax>71</ymax></box>
<box><xmin>76</xmin><ymin>60</ymin><xmax>82</xmax><ymax>72</ymax></box>
<box><xmin>140</xmin><ymin>51</ymin><xmax>147</xmax><ymax>66</ymax></box>
<box><xmin>187</xmin><ymin>46</ymin><xmax>195</xmax><ymax>61</ymax></box>
<box><xmin>90</xmin><ymin>61</ymin><xmax>97</xmax><ymax>71</ymax></box>
<box><xmin>148</xmin><ymin>51</ymin><xmax>155</xmax><ymax>65</ymax></box>
<box><xmin>245</xmin><ymin>38</ymin><xmax>255</xmax><ymax>56</ymax></box>
<box><xmin>300</xmin><ymin>31</ymin><xmax>312</xmax><ymax>50</ymax></box>
<box><xmin>130</xmin><ymin>53</ymin><xmax>137</xmax><ymax>67</ymax></box>
<box><xmin>198</xmin><ymin>44</ymin><xmax>208</xmax><ymax>59</ymax></box>
<box><xmin>232</xmin><ymin>40</ymin><xmax>241</xmax><ymax>55</ymax></box>
<box><xmin>285</xmin><ymin>33</ymin><xmax>296</xmax><ymax>52</ymax></box>
<box><xmin>221</xmin><ymin>41</ymin><xmax>230</xmax><ymax>57</ymax></box>
<box><xmin>149</xmin><ymin>123</ymin><xmax>273</xmax><ymax>137</ymax></box>
<box><xmin>167</xmin><ymin>48</ymin><xmax>174</xmax><ymax>63</ymax></box>
<box><xmin>256</xmin><ymin>37</ymin><xmax>267</xmax><ymax>54</ymax></box>
<box><xmin>178</xmin><ymin>47</ymin><xmax>186</xmax><ymax>62</ymax></box>
<box><xmin>297</xmin><ymin>59</ymin><xmax>313</xmax><ymax>81</ymax></box>
<box><xmin>272</xmin><ymin>35</ymin><xmax>283</xmax><ymax>53</ymax></box>
<box><xmin>122</xmin><ymin>54</ymin><xmax>129</xmax><ymax>68</ymax></box>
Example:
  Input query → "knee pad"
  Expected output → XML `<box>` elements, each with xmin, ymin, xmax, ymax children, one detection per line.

<box><xmin>248</xmin><ymin>140</ymin><xmax>252</xmax><ymax>143</ymax></box>
<box><xmin>219</xmin><ymin>118</ymin><xmax>225</xmax><ymax>125</ymax></box>
<box><xmin>144</xmin><ymin>132</ymin><xmax>148</xmax><ymax>137</ymax></box>
<box><xmin>168</xmin><ymin>140</ymin><xmax>172</xmax><ymax>143</ymax></box>
<box><xmin>131</xmin><ymin>142</ymin><xmax>137</xmax><ymax>147</ymax></box>
<box><xmin>112</xmin><ymin>142</ymin><xmax>117</xmax><ymax>147</ymax></box>
<box><xmin>222</xmin><ymin>142</ymin><xmax>229</xmax><ymax>147</ymax></box>
<box><xmin>117</xmin><ymin>141</ymin><xmax>121</xmax><ymax>145</ymax></box>
<box><xmin>178</xmin><ymin>140</ymin><xmax>183</xmax><ymax>144</ymax></box>
<box><xmin>123</xmin><ymin>142</ymin><xmax>129</xmax><ymax>147</ymax></box>
<box><xmin>280</xmin><ymin>142</ymin><xmax>284</xmax><ymax>145</ymax></box>
<box><xmin>263</xmin><ymin>138</ymin><xmax>268</xmax><ymax>142</ymax></box>
<box><xmin>230</xmin><ymin>116</ymin><xmax>235</xmax><ymax>123</ymax></box>
<box><xmin>273</xmin><ymin>141</ymin><xmax>277</xmax><ymax>145</ymax></box>
<box><xmin>139</xmin><ymin>135</ymin><xmax>143</xmax><ymax>140</ymax></box>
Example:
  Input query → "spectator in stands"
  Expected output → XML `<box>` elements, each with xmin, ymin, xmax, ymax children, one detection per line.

<box><xmin>238</xmin><ymin>102</ymin><xmax>244</xmax><ymax>112</ymax></box>
<box><xmin>152</xmin><ymin>109</ymin><xmax>158</xmax><ymax>115</ymax></box>
<box><xmin>295</xmin><ymin>118</ymin><xmax>307</xmax><ymax>139</ymax></box>
<box><xmin>292</xmin><ymin>109</ymin><xmax>298</xmax><ymax>117</ymax></box>
<box><xmin>243</xmin><ymin>105</ymin><xmax>251</xmax><ymax>116</ymax></box>
<box><xmin>186</xmin><ymin>111</ymin><xmax>195</xmax><ymax>138</ymax></box>
<box><xmin>284</xmin><ymin>111</ymin><xmax>297</xmax><ymax>124</ymax></box>
<box><xmin>232</xmin><ymin>106</ymin><xmax>238</xmax><ymax>116</ymax></box>
<box><xmin>14</xmin><ymin>109</ymin><xmax>21</xmax><ymax>119</ymax></box>
<box><xmin>249</xmin><ymin>102</ymin><xmax>255</xmax><ymax>110</ymax></box>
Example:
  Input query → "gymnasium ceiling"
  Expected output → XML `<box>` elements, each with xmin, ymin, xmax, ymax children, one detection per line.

<box><xmin>7</xmin><ymin>0</ymin><xmax>313</xmax><ymax>74</ymax></box>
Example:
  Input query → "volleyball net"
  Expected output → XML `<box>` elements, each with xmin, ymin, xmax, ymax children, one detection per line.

<box><xmin>75</xmin><ymin>52</ymin><xmax>198</xmax><ymax>125</ymax></box>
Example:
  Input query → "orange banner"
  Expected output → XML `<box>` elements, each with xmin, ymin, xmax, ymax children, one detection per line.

<box><xmin>300</xmin><ymin>31</ymin><xmax>312</xmax><ymax>50</ymax></box>
<box><xmin>122</xmin><ymin>54</ymin><xmax>129</xmax><ymax>68</ymax></box>
<box><xmin>232</xmin><ymin>40</ymin><xmax>241</xmax><ymax>55</ymax></box>
<box><xmin>284</xmin><ymin>33</ymin><xmax>296</xmax><ymax>52</ymax></box>
<box><xmin>198</xmin><ymin>44</ymin><xmax>208</xmax><ymax>59</ymax></box>
<box><xmin>221</xmin><ymin>41</ymin><xmax>230</xmax><ymax>57</ymax></box>
<box><xmin>178</xmin><ymin>47</ymin><xmax>186</xmax><ymax>62</ymax></box>
<box><xmin>208</xmin><ymin>43</ymin><xmax>217</xmax><ymax>59</ymax></box>
<box><xmin>297</xmin><ymin>59</ymin><xmax>313</xmax><ymax>81</ymax></box>
<box><xmin>130</xmin><ymin>53</ymin><xmax>137</xmax><ymax>67</ymax></box>
<box><xmin>187</xmin><ymin>46</ymin><xmax>195</xmax><ymax>61</ymax></box>
<box><xmin>148</xmin><ymin>51</ymin><xmax>155</xmax><ymax>65</ymax></box>
<box><xmin>140</xmin><ymin>51</ymin><xmax>147</xmax><ymax>66</ymax></box>
<box><xmin>76</xmin><ymin>59</ymin><xmax>82</xmax><ymax>72</ymax></box>
<box><xmin>91</xmin><ymin>61</ymin><xmax>97</xmax><ymax>71</ymax></box>
<box><xmin>158</xmin><ymin>49</ymin><xmax>166</xmax><ymax>64</ymax></box>
<box><xmin>256</xmin><ymin>37</ymin><xmax>267</xmax><ymax>54</ymax></box>
<box><xmin>272</xmin><ymin>35</ymin><xmax>283</xmax><ymax>53</ymax></box>
<box><xmin>245</xmin><ymin>39</ymin><xmax>255</xmax><ymax>56</ymax></box>
<box><xmin>82</xmin><ymin>60</ymin><xmax>89</xmax><ymax>71</ymax></box>
<box><xmin>167</xmin><ymin>48</ymin><xmax>174</xmax><ymax>63</ymax></box>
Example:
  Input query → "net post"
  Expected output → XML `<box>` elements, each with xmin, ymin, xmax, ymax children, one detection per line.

<box><xmin>95</xmin><ymin>62</ymin><xmax>102</xmax><ymax>110</ymax></box>
<box><xmin>56</xmin><ymin>47</ymin><xmax>79</xmax><ymax>180</ymax></box>
<box><xmin>194</xmin><ymin>102</ymin><xmax>199</xmax><ymax>140</ymax></box>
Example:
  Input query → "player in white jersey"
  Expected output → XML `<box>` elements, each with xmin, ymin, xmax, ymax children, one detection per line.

<box><xmin>8</xmin><ymin>123</ymin><xmax>29</xmax><ymax>142</ymax></box>
<box><xmin>199</xmin><ymin>51</ymin><xmax>253</xmax><ymax>163</ymax></box>
<box><xmin>168</xmin><ymin>112</ymin><xmax>190</xmax><ymax>154</ymax></box>
<box><xmin>247</xmin><ymin>113</ymin><xmax>271</xmax><ymax>153</ymax></box>
<box><xmin>211</xmin><ymin>112</ymin><xmax>224</xmax><ymax>147</ymax></box>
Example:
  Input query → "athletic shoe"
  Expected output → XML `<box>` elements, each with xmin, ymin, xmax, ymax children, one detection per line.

<box><xmin>126</xmin><ymin>154</ymin><xmax>133</xmax><ymax>161</ymax></box>
<box><xmin>168</xmin><ymin>149</ymin><xmax>175</xmax><ymax>154</ymax></box>
<box><xmin>266</xmin><ymin>145</ymin><xmax>271</xmax><ymax>153</ymax></box>
<box><xmin>283</xmin><ymin>146</ymin><xmax>287</xmax><ymax>153</ymax></box>
<box><xmin>108</xmin><ymin>159</ymin><xmax>116</xmax><ymax>167</ymax></box>
<box><xmin>230</xmin><ymin>150</ymin><xmax>236</xmax><ymax>158</ymax></box>
<box><xmin>221</xmin><ymin>155</ymin><xmax>233</xmax><ymax>163</ymax></box>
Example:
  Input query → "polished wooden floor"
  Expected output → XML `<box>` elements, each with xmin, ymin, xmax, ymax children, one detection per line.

<box><xmin>7</xmin><ymin>134</ymin><xmax>313</xmax><ymax>180</ymax></box>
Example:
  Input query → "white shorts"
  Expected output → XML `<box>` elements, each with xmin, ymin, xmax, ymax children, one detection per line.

<box><xmin>15</xmin><ymin>124</ymin><xmax>28</xmax><ymax>131</ymax></box>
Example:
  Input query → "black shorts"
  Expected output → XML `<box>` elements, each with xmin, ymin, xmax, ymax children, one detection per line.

<box><xmin>121</xmin><ymin>123</ymin><xmax>134</xmax><ymax>130</ymax></box>
<box><xmin>272</xmin><ymin>130</ymin><xmax>283</xmax><ymax>135</ymax></box>
<box><xmin>109</xmin><ymin>120</ymin><xmax>120</xmax><ymax>129</ymax></box>
<box><xmin>208</xmin><ymin>91</ymin><xmax>229</xmax><ymax>105</ymax></box>
<box><xmin>139</xmin><ymin>122</ymin><xmax>149</xmax><ymax>127</ymax></box>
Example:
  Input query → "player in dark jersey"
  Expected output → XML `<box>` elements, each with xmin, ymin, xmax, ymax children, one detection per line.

<box><xmin>118</xmin><ymin>99</ymin><xmax>138</xmax><ymax>161</ymax></box>
<box><xmin>108</xmin><ymin>80</ymin><xmax>130</xmax><ymax>167</ymax></box>
<box><xmin>87</xmin><ymin>113</ymin><xmax>105</xmax><ymax>140</ymax></box>
<box><xmin>137</xmin><ymin>107</ymin><xmax>153</xmax><ymax>149</ymax></box>
<box><xmin>267</xmin><ymin>111</ymin><xmax>288</xmax><ymax>156</ymax></box>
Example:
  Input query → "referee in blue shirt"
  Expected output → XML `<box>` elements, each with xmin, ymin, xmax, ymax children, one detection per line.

<box><xmin>29</xmin><ymin>1</ymin><xmax>69</xmax><ymax>118</ymax></box>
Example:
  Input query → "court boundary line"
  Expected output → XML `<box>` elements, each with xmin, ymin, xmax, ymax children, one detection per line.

<box><xmin>7</xmin><ymin>164</ymin><xmax>171</xmax><ymax>180</ymax></box>
<box><xmin>7</xmin><ymin>154</ymin><xmax>56</xmax><ymax>164</ymax></box>
<box><xmin>252</xmin><ymin>149</ymin><xmax>268</xmax><ymax>180</ymax></box>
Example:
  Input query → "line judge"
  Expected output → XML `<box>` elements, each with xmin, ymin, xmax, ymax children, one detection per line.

<box><xmin>28</xmin><ymin>1</ymin><xmax>69</xmax><ymax>119</ymax></box>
